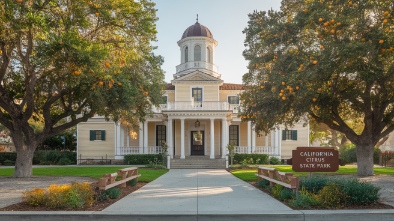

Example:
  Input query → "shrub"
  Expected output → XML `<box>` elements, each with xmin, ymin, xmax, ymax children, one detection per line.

<box><xmin>290</xmin><ymin>189</ymin><xmax>320</xmax><ymax>209</ymax></box>
<box><xmin>271</xmin><ymin>184</ymin><xmax>284</xmax><ymax>198</ymax></box>
<box><xmin>33</xmin><ymin>150</ymin><xmax>76</xmax><ymax>165</ymax></box>
<box><xmin>299</xmin><ymin>176</ymin><xmax>332</xmax><ymax>194</ymax></box>
<box><xmin>339</xmin><ymin>144</ymin><xmax>357</xmax><ymax>165</ymax></box>
<box><xmin>269</xmin><ymin>157</ymin><xmax>281</xmax><ymax>165</ymax></box>
<box><xmin>57</xmin><ymin>157</ymin><xmax>72</xmax><ymax>165</ymax></box>
<box><xmin>0</xmin><ymin>152</ymin><xmax>17</xmax><ymax>165</ymax></box>
<box><xmin>341</xmin><ymin>179</ymin><xmax>380</xmax><ymax>205</ymax></box>
<box><xmin>23</xmin><ymin>188</ymin><xmax>46</xmax><ymax>207</ymax></box>
<box><xmin>233</xmin><ymin>154</ymin><xmax>269</xmax><ymax>165</ymax></box>
<box><xmin>257</xmin><ymin>179</ymin><xmax>270</xmax><ymax>189</ymax></box>
<box><xmin>129</xmin><ymin>179</ymin><xmax>138</xmax><ymax>187</ymax></box>
<box><xmin>3</xmin><ymin>159</ymin><xmax>15</xmax><ymax>166</ymax></box>
<box><xmin>106</xmin><ymin>187</ymin><xmax>121</xmax><ymax>199</ymax></box>
<box><xmin>317</xmin><ymin>183</ymin><xmax>346</xmax><ymax>208</ymax></box>
<box><xmin>279</xmin><ymin>188</ymin><xmax>294</xmax><ymax>201</ymax></box>
<box><xmin>124</xmin><ymin>154</ymin><xmax>162</xmax><ymax>165</ymax></box>
<box><xmin>23</xmin><ymin>182</ymin><xmax>94</xmax><ymax>209</ymax></box>
<box><xmin>95</xmin><ymin>189</ymin><xmax>109</xmax><ymax>202</ymax></box>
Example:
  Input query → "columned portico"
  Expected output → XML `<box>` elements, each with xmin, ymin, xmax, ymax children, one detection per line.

<box><xmin>180</xmin><ymin>118</ymin><xmax>185</xmax><ymax>159</ymax></box>
<box><xmin>210</xmin><ymin>118</ymin><xmax>215</xmax><ymax>159</ymax></box>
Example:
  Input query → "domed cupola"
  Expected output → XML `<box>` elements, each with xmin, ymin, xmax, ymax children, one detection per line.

<box><xmin>175</xmin><ymin>16</ymin><xmax>219</xmax><ymax>79</ymax></box>
<box><xmin>181</xmin><ymin>22</ymin><xmax>213</xmax><ymax>39</ymax></box>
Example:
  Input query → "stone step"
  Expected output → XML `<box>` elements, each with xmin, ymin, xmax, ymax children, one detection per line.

<box><xmin>170</xmin><ymin>158</ymin><xmax>226</xmax><ymax>169</ymax></box>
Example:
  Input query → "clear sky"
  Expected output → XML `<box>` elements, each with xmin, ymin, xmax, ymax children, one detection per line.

<box><xmin>151</xmin><ymin>0</ymin><xmax>281</xmax><ymax>84</ymax></box>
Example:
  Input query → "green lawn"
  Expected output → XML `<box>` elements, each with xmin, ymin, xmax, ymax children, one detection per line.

<box><xmin>231</xmin><ymin>165</ymin><xmax>394</xmax><ymax>182</ymax></box>
<box><xmin>0</xmin><ymin>166</ymin><xmax>168</xmax><ymax>183</ymax></box>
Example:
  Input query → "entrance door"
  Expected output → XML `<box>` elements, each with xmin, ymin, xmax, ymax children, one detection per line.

<box><xmin>191</xmin><ymin>131</ymin><xmax>204</xmax><ymax>155</ymax></box>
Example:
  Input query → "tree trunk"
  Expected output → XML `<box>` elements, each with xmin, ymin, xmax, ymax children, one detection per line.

<box><xmin>14</xmin><ymin>147</ymin><xmax>35</xmax><ymax>177</ymax></box>
<box><xmin>356</xmin><ymin>145</ymin><xmax>374</xmax><ymax>176</ymax></box>
<box><xmin>11</xmin><ymin>131</ymin><xmax>37</xmax><ymax>178</ymax></box>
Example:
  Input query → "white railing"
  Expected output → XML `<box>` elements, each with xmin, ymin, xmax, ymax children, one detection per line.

<box><xmin>176</xmin><ymin>61</ymin><xmax>219</xmax><ymax>74</ymax></box>
<box><xmin>233</xmin><ymin>146</ymin><xmax>279</xmax><ymax>156</ymax></box>
<box><xmin>117</xmin><ymin>146</ymin><xmax>164</xmax><ymax>155</ymax></box>
<box><xmin>153</xmin><ymin>101</ymin><xmax>240</xmax><ymax>112</ymax></box>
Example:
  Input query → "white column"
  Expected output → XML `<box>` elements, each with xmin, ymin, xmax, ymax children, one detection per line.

<box><xmin>126</xmin><ymin>127</ymin><xmax>130</xmax><ymax>147</ymax></box>
<box><xmin>252</xmin><ymin>124</ymin><xmax>256</xmax><ymax>153</ymax></box>
<box><xmin>265</xmin><ymin>133</ymin><xmax>269</xmax><ymax>154</ymax></box>
<box><xmin>167</xmin><ymin>117</ymin><xmax>173</xmax><ymax>158</ymax></box>
<box><xmin>139</xmin><ymin>122</ymin><xmax>143</xmax><ymax>154</ymax></box>
<box><xmin>120</xmin><ymin>126</ymin><xmax>124</xmax><ymax>147</ymax></box>
<box><xmin>221</xmin><ymin>118</ymin><xmax>226</xmax><ymax>158</ymax></box>
<box><xmin>277</xmin><ymin>129</ymin><xmax>282</xmax><ymax>158</ymax></box>
<box><xmin>144</xmin><ymin>121</ymin><xmax>148</xmax><ymax>154</ymax></box>
<box><xmin>180</xmin><ymin>118</ymin><xmax>185</xmax><ymax>159</ymax></box>
<box><xmin>115</xmin><ymin>123</ymin><xmax>121</xmax><ymax>156</ymax></box>
<box><xmin>210</xmin><ymin>118</ymin><xmax>215</xmax><ymax>159</ymax></box>
<box><xmin>247</xmin><ymin>121</ymin><xmax>252</xmax><ymax>154</ymax></box>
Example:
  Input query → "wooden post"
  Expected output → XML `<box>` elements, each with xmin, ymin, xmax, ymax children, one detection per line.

<box><xmin>269</xmin><ymin>170</ymin><xmax>275</xmax><ymax>187</ymax></box>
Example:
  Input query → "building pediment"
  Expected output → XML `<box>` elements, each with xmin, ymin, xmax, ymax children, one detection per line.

<box><xmin>172</xmin><ymin>71</ymin><xmax>223</xmax><ymax>84</ymax></box>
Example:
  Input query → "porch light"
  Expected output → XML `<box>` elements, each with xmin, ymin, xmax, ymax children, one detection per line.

<box><xmin>195</xmin><ymin>119</ymin><xmax>200</xmax><ymax>128</ymax></box>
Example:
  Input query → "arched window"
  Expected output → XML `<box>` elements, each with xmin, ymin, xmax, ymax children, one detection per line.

<box><xmin>194</xmin><ymin>45</ymin><xmax>201</xmax><ymax>61</ymax></box>
<box><xmin>185</xmin><ymin>47</ymin><xmax>188</xmax><ymax>62</ymax></box>
<box><xmin>207</xmin><ymin>47</ymin><xmax>211</xmax><ymax>63</ymax></box>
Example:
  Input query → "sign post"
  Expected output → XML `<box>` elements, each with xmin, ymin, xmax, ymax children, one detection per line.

<box><xmin>292</xmin><ymin>147</ymin><xmax>339</xmax><ymax>173</ymax></box>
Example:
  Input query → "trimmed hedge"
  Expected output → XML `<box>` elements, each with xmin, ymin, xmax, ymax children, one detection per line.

<box><xmin>0</xmin><ymin>151</ymin><xmax>76</xmax><ymax>165</ymax></box>
<box><xmin>233</xmin><ymin>153</ymin><xmax>269</xmax><ymax>165</ymax></box>
<box><xmin>339</xmin><ymin>145</ymin><xmax>381</xmax><ymax>165</ymax></box>
<box><xmin>124</xmin><ymin>154</ymin><xmax>164</xmax><ymax>165</ymax></box>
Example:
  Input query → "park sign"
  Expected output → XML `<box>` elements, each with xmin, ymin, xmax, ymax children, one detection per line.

<box><xmin>292</xmin><ymin>147</ymin><xmax>339</xmax><ymax>172</ymax></box>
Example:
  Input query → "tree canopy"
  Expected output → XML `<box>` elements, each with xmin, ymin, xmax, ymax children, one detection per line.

<box><xmin>0</xmin><ymin>0</ymin><xmax>164</xmax><ymax>177</ymax></box>
<box><xmin>241</xmin><ymin>0</ymin><xmax>394</xmax><ymax>176</ymax></box>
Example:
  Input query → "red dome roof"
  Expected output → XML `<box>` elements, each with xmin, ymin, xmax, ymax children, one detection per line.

<box><xmin>181</xmin><ymin>22</ymin><xmax>213</xmax><ymax>39</ymax></box>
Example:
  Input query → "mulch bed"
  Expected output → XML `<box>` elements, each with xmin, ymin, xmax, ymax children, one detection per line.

<box><xmin>249</xmin><ymin>181</ymin><xmax>394</xmax><ymax>210</ymax></box>
<box><xmin>0</xmin><ymin>182</ymin><xmax>146</xmax><ymax>211</ymax></box>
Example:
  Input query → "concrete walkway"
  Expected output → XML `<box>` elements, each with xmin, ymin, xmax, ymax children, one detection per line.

<box><xmin>104</xmin><ymin>169</ymin><xmax>292</xmax><ymax>214</ymax></box>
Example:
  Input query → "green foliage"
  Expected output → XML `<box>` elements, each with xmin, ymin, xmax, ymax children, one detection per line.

<box><xmin>241</xmin><ymin>0</ymin><xmax>394</xmax><ymax>176</ymax></box>
<box><xmin>0</xmin><ymin>0</ymin><xmax>164</xmax><ymax>177</ymax></box>
<box><xmin>233</xmin><ymin>154</ymin><xmax>269</xmax><ymax>165</ymax></box>
<box><xmin>0</xmin><ymin>153</ymin><xmax>17</xmax><ymax>165</ymax></box>
<box><xmin>106</xmin><ymin>187</ymin><xmax>121</xmax><ymax>199</ymax></box>
<box><xmin>37</xmin><ymin>129</ymin><xmax>77</xmax><ymax>151</ymax></box>
<box><xmin>33</xmin><ymin>150</ymin><xmax>76</xmax><ymax>165</ymax></box>
<box><xmin>124</xmin><ymin>154</ymin><xmax>163</xmax><ymax>165</ymax></box>
<box><xmin>291</xmin><ymin>189</ymin><xmax>320</xmax><ymax>209</ymax></box>
<box><xmin>129</xmin><ymin>179</ymin><xmax>138</xmax><ymax>187</ymax></box>
<box><xmin>257</xmin><ymin>179</ymin><xmax>270</xmax><ymax>189</ymax></box>
<box><xmin>271</xmin><ymin>184</ymin><xmax>284</xmax><ymax>198</ymax></box>
<box><xmin>340</xmin><ymin>145</ymin><xmax>381</xmax><ymax>165</ymax></box>
<box><xmin>300</xmin><ymin>175</ymin><xmax>332</xmax><ymax>194</ymax></box>
<box><xmin>341</xmin><ymin>179</ymin><xmax>380</xmax><ymax>205</ymax></box>
<box><xmin>3</xmin><ymin>160</ymin><xmax>15</xmax><ymax>166</ymax></box>
<box><xmin>95</xmin><ymin>190</ymin><xmax>109</xmax><ymax>202</ymax></box>
<box><xmin>317</xmin><ymin>183</ymin><xmax>345</xmax><ymax>208</ymax></box>
<box><xmin>269</xmin><ymin>157</ymin><xmax>281</xmax><ymax>165</ymax></box>
<box><xmin>23</xmin><ymin>182</ymin><xmax>94</xmax><ymax>209</ymax></box>
<box><xmin>279</xmin><ymin>188</ymin><xmax>294</xmax><ymax>201</ymax></box>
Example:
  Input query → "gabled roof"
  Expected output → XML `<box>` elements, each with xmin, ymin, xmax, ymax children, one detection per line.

<box><xmin>173</xmin><ymin>70</ymin><xmax>223</xmax><ymax>82</ymax></box>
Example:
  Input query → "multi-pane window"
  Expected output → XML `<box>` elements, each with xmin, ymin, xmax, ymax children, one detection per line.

<box><xmin>282</xmin><ymin>130</ymin><xmax>297</xmax><ymax>140</ymax></box>
<box><xmin>192</xmin><ymin>88</ymin><xmax>202</xmax><ymax>102</ymax></box>
<box><xmin>185</xmin><ymin>47</ymin><xmax>188</xmax><ymax>62</ymax></box>
<box><xmin>229</xmin><ymin>125</ymin><xmax>239</xmax><ymax>146</ymax></box>
<box><xmin>160</xmin><ymin>96</ymin><xmax>167</xmax><ymax>104</ymax></box>
<box><xmin>228</xmin><ymin>96</ymin><xmax>240</xmax><ymax>104</ymax></box>
<box><xmin>194</xmin><ymin>45</ymin><xmax>201</xmax><ymax>61</ymax></box>
<box><xmin>156</xmin><ymin>125</ymin><xmax>166</xmax><ymax>146</ymax></box>
<box><xmin>90</xmin><ymin>130</ymin><xmax>105</xmax><ymax>141</ymax></box>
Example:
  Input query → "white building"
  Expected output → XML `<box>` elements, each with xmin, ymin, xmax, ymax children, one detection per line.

<box><xmin>77</xmin><ymin>20</ymin><xmax>309</xmax><ymax>167</ymax></box>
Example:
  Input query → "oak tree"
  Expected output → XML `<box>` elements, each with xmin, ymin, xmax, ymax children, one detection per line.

<box><xmin>241</xmin><ymin>0</ymin><xmax>394</xmax><ymax>176</ymax></box>
<box><xmin>0</xmin><ymin>0</ymin><xmax>164</xmax><ymax>177</ymax></box>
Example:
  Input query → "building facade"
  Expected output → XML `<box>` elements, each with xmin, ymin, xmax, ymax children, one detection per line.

<box><xmin>77</xmin><ymin>21</ymin><xmax>309</xmax><ymax>165</ymax></box>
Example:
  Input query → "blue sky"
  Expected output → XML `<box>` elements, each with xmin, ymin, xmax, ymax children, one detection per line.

<box><xmin>151</xmin><ymin>0</ymin><xmax>281</xmax><ymax>84</ymax></box>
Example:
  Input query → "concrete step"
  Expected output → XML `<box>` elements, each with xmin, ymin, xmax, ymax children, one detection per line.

<box><xmin>170</xmin><ymin>158</ymin><xmax>226</xmax><ymax>169</ymax></box>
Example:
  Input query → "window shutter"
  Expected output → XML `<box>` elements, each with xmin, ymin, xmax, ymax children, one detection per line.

<box><xmin>90</xmin><ymin>130</ymin><xmax>95</xmax><ymax>141</ymax></box>
<box><xmin>101</xmin><ymin>130</ymin><xmax>106</xmax><ymax>141</ymax></box>
<box><xmin>292</xmin><ymin>130</ymin><xmax>298</xmax><ymax>140</ymax></box>
<box><xmin>282</xmin><ymin>130</ymin><xmax>286</xmax><ymax>140</ymax></box>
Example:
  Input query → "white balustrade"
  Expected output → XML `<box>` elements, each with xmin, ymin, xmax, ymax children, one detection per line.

<box><xmin>117</xmin><ymin>146</ymin><xmax>164</xmax><ymax>155</ymax></box>
<box><xmin>233</xmin><ymin>146</ymin><xmax>279</xmax><ymax>157</ymax></box>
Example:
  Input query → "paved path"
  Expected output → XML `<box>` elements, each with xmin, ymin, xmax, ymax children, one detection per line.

<box><xmin>104</xmin><ymin>169</ymin><xmax>292</xmax><ymax>214</ymax></box>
